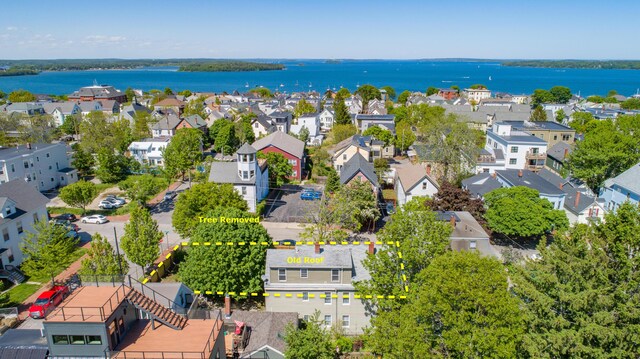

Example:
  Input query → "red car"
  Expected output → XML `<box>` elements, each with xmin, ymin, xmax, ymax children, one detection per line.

<box><xmin>28</xmin><ymin>285</ymin><xmax>69</xmax><ymax>319</ymax></box>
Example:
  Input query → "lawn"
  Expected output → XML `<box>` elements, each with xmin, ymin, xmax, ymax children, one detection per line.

<box><xmin>4</xmin><ymin>283</ymin><xmax>40</xmax><ymax>307</ymax></box>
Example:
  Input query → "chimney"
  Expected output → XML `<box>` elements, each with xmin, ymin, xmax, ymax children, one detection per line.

<box><xmin>224</xmin><ymin>295</ymin><xmax>231</xmax><ymax>319</ymax></box>
<box><xmin>426</xmin><ymin>164</ymin><xmax>432</xmax><ymax>176</ymax></box>
<box><xmin>575</xmin><ymin>192</ymin><xmax>581</xmax><ymax>208</ymax></box>
<box><xmin>368</xmin><ymin>242</ymin><xmax>375</xmax><ymax>255</ymax></box>
<box><xmin>518</xmin><ymin>170</ymin><xmax>523</xmax><ymax>178</ymax></box>
<box><xmin>449</xmin><ymin>215</ymin><xmax>456</xmax><ymax>228</ymax></box>
<box><xmin>314</xmin><ymin>242</ymin><xmax>321</xmax><ymax>254</ymax></box>
<box><xmin>491</xmin><ymin>172</ymin><xmax>497</xmax><ymax>179</ymax></box>
<box><xmin>559</xmin><ymin>183</ymin><xmax>563</xmax><ymax>190</ymax></box>
<box><xmin>26</xmin><ymin>143</ymin><xmax>31</xmax><ymax>150</ymax></box>
<box><xmin>563</xmin><ymin>148</ymin><xmax>569</xmax><ymax>159</ymax></box>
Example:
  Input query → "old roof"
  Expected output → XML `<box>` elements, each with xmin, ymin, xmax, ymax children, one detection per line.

<box><xmin>497</xmin><ymin>169</ymin><xmax>565</xmax><ymax>196</ymax></box>
<box><xmin>564</xmin><ymin>187</ymin><xmax>597</xmax><ymax>214</ymax></box>
<box><xmin>547</xmin><ymin>141</ymin><xmax>572</xmax><ymax>161</ymax></box>
<box><xmin>395</xmin><ymin>163</ymin><xmax>438</xmax><ymax>193</ymax></box>
<box><xmin>355</xmin><ymin>114</ymin><xmax>395</xmax><ymax>121</ymax></box>
<box><xmin>231</xmin><ymin>311</ymin><xmax>298</xmax><ymax>357</ymax></box>
<box><xmin>69</xmin><ymin>85</ymin><xmax>123</xmax><ymax>98</ymax></box>
<box><xmin>340</xmin><ymin>153</ymin><xmax>379</xmax><ymax>187</ymax></box>
<box><xmin>252</xmin><ymin>131</ymin><xmax>305</xmax><ymax>159</ymax></box>
<box><xmin>604</xmin><ymin>162</ymin><xmax>640</xmax><ymax>194</ymax></box>
<box><xmin>461</xmin><ymin>173</ymin><xmax>503</xmax><ymax>198</ymax></box>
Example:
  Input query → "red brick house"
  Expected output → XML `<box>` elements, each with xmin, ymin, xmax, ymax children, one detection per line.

<box><xmin>68</xmin><ymin>84</ymin><xmax>127</xmax><ymax>104</ymax></box>
<box><xmin>438</xmin><ymin>88</ymin><xmax>459</xmax><ymax>100</ymax></box>
<box><xmin>252</xmin><ymin>131</ymin><xmax>305</xmax><ymax>181</ymax></box>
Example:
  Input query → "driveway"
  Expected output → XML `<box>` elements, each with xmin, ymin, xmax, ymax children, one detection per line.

<box><xmin>263</xmin><ymin>184</ymin><xmax>324</xmax><ymax>223</ymax></box>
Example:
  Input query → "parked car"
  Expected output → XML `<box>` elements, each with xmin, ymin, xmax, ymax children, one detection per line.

<box><xmin>163</xmin><ymin>191</ymin><xmax>176</xmax><ymax>201</ymax></box>
<box><xmin>56</xmin><ymin>213</ymin><xmax>77</xmax><ymax>222</ymax></box>
<box><xmin>50</xmin><ymin>218</ymin><xmax>71</xmax><ymax>227</ymax></box>
<box><xmin>105</xmin><ymin>195</ymin><xmax>126</xmax><ymax>205</ymax></box>
<box><xmin>98</xmin><ymin>200</ymin><xmax>119</xmax><ymax>209</ymax></box>
<box><xmin>67</xmin><ymin>230</ymin><xmax>80</xmax><ymax>240</ymax></box>
<box><xmin>29</xmin><ymin>285</ymin><xmax>69</xmax><ymax>319</ymax></box>
<box><xmin>81</xmin><ymin>215</ymin><xmax>108</xmax><ymax>224</ymax></box>
<box><xmin>385</xmin><ymin>202</ymin><xmax>396</xmax><ymax>215</ymax></box>
<box><xmin>300</xmin><ymin>189</ymin><xmax>322</xmax><ymax>200</ymax></box>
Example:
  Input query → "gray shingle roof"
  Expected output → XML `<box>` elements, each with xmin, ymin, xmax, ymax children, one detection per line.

<box><xmin>461</xmin><ymin>173</ymin><xmax>503</xmax><ymax>198</ymax></box>
<box><xmin>340</xmin><ymin>153</ymin><xmax>379</xmax><ymax>187</ymax></box>
<box><xmin>0</xmin><ymin>143</ymin><xmax>63</xmax><ymax>161</ymax></box>
<box><xmin>237</xmin><ymin>143</ymin><xmax>257</xmax><ymax>155</ymax></box>
<box><xmin>152</xmin><ymin>114</ymin><xmax>181</xmax><ymax>131</ymax></box>
<box><xmin>497</xmin><ymin>169</ymin><xmax>565</xmax><ymax>196</ymax></box>
<box><xmin>564</xmin><ymin>187</ymin><xmax>596</xmax><ymax>214</ymax></box>
<box><xmin>0</xmin><ymin>179</ymin><xmax>49</xmax><ymax>226</ymax></box>
<box><xmin>209</xmin><ymin>161</ymin><xmax>257</xmax><ymax>185</ymax></box>
<box><xmin>182</xmin><ymin>114</ymin><xmax>207</xmax><ymax>128</ymax></box>
<box><xmin>604</xmin><ymin>162</ymin><xmax>640</xmax><ymax>195</ymax></box>
<box><xmin>252</xmin><ymin>131</ymin><xmax>305</xmax><ymax>159</ymax></box>
<box><xmin>547</xmin><ymin>141</ymin><xmax>572</xmax><ymax>161</ymax></box>
<box><xmin>230</xmin><ymin>311</ymin><xmax>298</xmax><ymax>357</ymax></box>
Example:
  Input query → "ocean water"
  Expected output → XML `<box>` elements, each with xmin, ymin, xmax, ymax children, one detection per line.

<box><xmin>0</xmin><ymin>60</ymin><xmax>639</xmax><ymax>97</ymax></box>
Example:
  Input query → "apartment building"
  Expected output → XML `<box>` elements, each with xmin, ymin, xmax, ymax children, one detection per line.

<box><xmin>0</xmin><ymin>143</ymin><xmax>77</xmax><ymax>192</ymax></box>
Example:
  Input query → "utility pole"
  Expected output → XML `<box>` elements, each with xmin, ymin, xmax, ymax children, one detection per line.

<box><xmin>113</xmin><ymin>227</ymin><xmax>124</xmax><ymax>281</ymax></box>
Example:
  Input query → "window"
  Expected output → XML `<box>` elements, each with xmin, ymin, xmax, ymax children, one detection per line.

<box><xmin>24</xmin><ymin>161</ymin><xmax>29</xmax><ymax>169</ymax></box>
<box><xmin>250</xmin><ymin>170</ymin><xmax>255</xmax><ymax>177</ymax></box>
<box><xmin>324</xmin><ymin>315</ymin><xmax>332</xmax><ymax>326</ymax></box>
<box><xmin>11</xmin><ymin>164</ymin><xmax>15</xmax><ymax>172</ymax></box>
<box><xmin>510</xmin><ymin>146</ymin><xmax>519</xmax><ymax>153</ymax></box>
<box><xmin>292</xmin><ymin>170</ymin><xmax>297</xmax><ymax>177</ymax></box>
<box><xmin>254</xmin><ymin>123</ymin><xmax>258</xmax><ymax>128</ymax></box>
<box><xmin>46</xmin><ymin>153</ymin><xmax>50</xmax><ymax>158</ymax></box>
<box><xmin>470</xmin><ymin>240</ymin><xmax>477</xmax><ymax>250</ymax></box>
<box><xmin>2</xmin><ymin>228</ymin><xmax>8</xmax><ymax>242</ymax></box>
<box><xmin>278</xmin><ymin>269</ymin><xmax>286</xmax><ymax>281</ymax></box>
<box><xmin>531</xmin><ymin>147</ymin><xmax>539</xmax><ymax>154</ymax></box>
<box><xmin>303</xmin><ymin>315</ymin><xmax>310</xmax><ymax>322</ymax></box>
<box><xmin>342</xmin><ymin>315</ymin><xmax>350</xmax><ymax>327</ymax></box>
<box><xmin>7</xmin><ymin>248</ymin><xmax>13</xmax><ymax>263</ymax></box>
<box><xmin>17</xmin><ymin>221</ymin><xmax>23</xmax><ymax>234</ymax></box>
<box><xmin>242</xmin><ymin>171</ymin><xmax>248</xmax><ymax>179</ymax></box>
<box><xmin>343</xmin><ymin>154</ymin><xmax>347</xmax><ymax>160</ymax></box>
<box><xmin>300</xmin><ymin>268</ymin><xmax>308</xmax><ymax>278</ymax></box>
<box><xmin>331</xmin><ymin>269</ymin><xmax>339</xmax><ymax>282</ymax></box>
<box><xmin>33</xmin><ymin>213</ymin><xmax>39</xmax><ymax>223</ymax></box>
<box><xmin>52</xmin><ymin>335</ymin><xmax>69</xmax><ymax>345</ymax></box>
<box><xmin>302</xmin><ymin>292</ymin><xmax>309</xmax><ymax>301</ymax></box>
<box><xmin>488</xmin><ymin>139</ymin><xmax>492</xmax><ymax>145</ymax></box>
<box><xmin>343</xmin><ymin>294</ymin><xmax>350</xmax><ymax>305</ymax></box>
<box><xmin>288</xmin><ymin>159</ymin><xmax>297</xmax><ymax>166</ymax></box>
<box><xmin>241</xmin><ymin>187</ymin><xmax>247</xmax><ymax>195</ymax></box>
<box><xmin>86</xmin><ymin>335</ymin><xmax>102</xmax><ymax>345</ymax></box>
<box><xmin>324</xmin><ymin>291</ymin><xmax>332</xmax><ymax>304</ymax></box>
<box><xmin>553</xmin><ymin>135</ymin><xmax>558</xmax><ymax>140</ymax></box>
<box><xmin>562</xmin><ymin>134</ymin><xmax>571</xmax><ymax>141</ymax></box>
<box><xmin>493</xmin><ymin>143</ymin><xmax>497</xmax><ymax>149</ymax></box>
<box><xmin>70</xmin><ymin>335</ymin><xmax>86</xmax><ymax>345</ymax></box>
<box><xmin>509</xmin><ymin>159</ymin><xmax>517</xmax><ymax>165</ymax></box>
<box><xmin>422</xmin><ymin>182</ymin><xmax>427</xmax><ymax>190</ymax></box>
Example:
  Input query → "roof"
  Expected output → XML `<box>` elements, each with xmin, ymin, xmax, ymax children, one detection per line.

<box><xmin>395</xmin><ymin>163</ymin><xmax>438</xmax><ymax>193</ymax></box>
<box><xmin>230</xmin><ymin>311</ymin><xmax>298</xmax><ymax>357</ymax></box>
<box><xmin>182</xmin><ymin>114</ymin><xmax>207</xmax><ymax>128</ymax></box>
<box><xmin>154</xmin><ymin>98</ymin><xmax>186</xmax><ymax>107</ymax></box>
<box><xmin>0</xmin><ymin>329</ymin><xmax>48</xmax><ymax>349</ymax></box>
<box><xmin>0</xmin><ymin>143</ymin><xmax>62</xmax><ymax>160</ymax></box>
<box><xmin>547</xmin><ymin>141</ymin><xmax>572</xmax><ymax>161</ymax></box>
<box><xmin>237</xmin><ymin>143</ymin><xmax>257</xmax><ymax>155</ymax></box>
<box><xmin>0</xmin><ymin>179</ymin><xmax>49</xmax><ymax>226</ymax></box>
<box><xmin>497</xmin><ymin>169</ymin><xmax>565</xmax><ymax>196</ymax></box>
<box><xmin>604</xmin><ymin>162</ymin><xmax>640</xmax><ymax>195</ymax></box>
<box><xmin>564</xmin><ymin>187</ymin><xmax>597</xmax><ymax>214</ymax></box>
<box><xmin>355</xmin><ymin>114</ymin><xmax>395</xmax><ymax>121</ymax></box>
<box><xmin>47</xmin><ymin>286</ymin><xmax>131</xmax><ymax>323</ymax></box>
<box><xmin>251</xmin><ymin>131</ymin><xmax>305</xmax><ymax>159</ymax></box>
<box><xmin>209</xmin><ymin>160</ymin><xmax>266</xmax><ymax>185</ymax></box>
<box><xmin>461</xmin><ymin>173</ymin><xmax>503</xmax><ymax>198</ymax></box>
<box><xmin>0</xmin><ymin>347</ymin><xmax>47</xmax><ymax>359</ymax></box>
<box><xmin>152</xmin><ymin>114</ymin><xmax>181</xmax><ymax>131</ymax></box>
<box><xmin>330</xmin><ymin>134</ymin><xmax>370</xmax><ymax>157</ymax></box>
<box><xmin>69</xmin><ymin>85</ymin><xmax>123</xmax><ymax>99</ymax></box>
<box><xmin>340</xmin><ymin>153</ymin><xmax>379</xmax><ymax>187</ymax></box>
<box><xmin>439</xmin><ymin>211</ymin><xmax>490</xmax><ymax>240</ymax></box>
<box><xmin>502</xmin><ymin>120</ymin><xmax>574</xmax><ymax>132</ymax></box>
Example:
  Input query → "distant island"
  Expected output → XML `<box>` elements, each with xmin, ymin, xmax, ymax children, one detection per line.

<box><xmin>0</xmin><ymin>59</ymin><xmax>285</xmax><ymax>75</ymax></box>
<box><xmin>502</xmin><ymin>60</ymin><xmax>640</xmax><ymax>70</ymax></box>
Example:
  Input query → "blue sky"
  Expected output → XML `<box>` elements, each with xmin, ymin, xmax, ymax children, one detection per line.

<box><xmin>0</xmin><ymin>0</ymin><xmax>638</xmax><ymax>60</ymax></box>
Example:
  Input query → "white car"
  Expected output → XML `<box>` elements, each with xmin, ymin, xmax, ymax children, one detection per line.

<box><xmin>81</xmin><ymin>215</ymin><xmax>108</xmax><ymax>224</ymax></box>
<box><xmin>98</xmin><ymin>200</ymin><xmax>118</xmax><ymax>209</ymax></box>
<box><xmin>105</xmin><ymin>195</ymin><xmax>126</xmax><ymax>205</ymax></box>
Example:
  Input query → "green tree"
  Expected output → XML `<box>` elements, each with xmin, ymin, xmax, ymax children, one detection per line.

<box><xmin>555</xmin><ymin>108</ymin><xmax>566</xmax><ymax>122</ymax></box>
<box><xmin>530</xmin><ymin>105</ymin><xmax>548</xmax><ymax>121</ymax></box>
<box><xmin>163</xmin><ymin>87</ymin><xmax>174</xmax><ymax>95</ymax></box>
<box><xmin>20</xmin><ymin>221</ymin><xmax>78</xmax><ymax>285</ymax></box>
<box><xmin>172</xmin><ymin>182</ymin><xmax>248</xmax><ymax>237</ymax></box>
<box><xmin>333</xmin><ymin>180</ymin><xmax>380</xmax><ymax>232</ymax></box>
<box><xmin>363</xmin><ymin>126</ymin><xmax>393</xmax><ymax>146</ymax></box>
<box><xmin>209</xmin><ymin>118</ymin><xmax>232</xmax><ymax>144</ymax></box>
<box><xmin>397</xmin><ymin>90</ymin><xmax>411</xmax><ymax>104</ymax></box>
<box><xmin>179</xmin><ymin>89</ymin><xmax>192</xmax><ymax>97</ymax></box>
<box><xmin>59</xmin><ymin>180</ymin><xmax>97</xmax><ymax>214</ymax></box>
<box><xmin>80</xmin><ymin>233</ymin><xmax>129</xmax><ymax>276</ymax></box>
<box><xmin>60</xmin><ymin>114</ymin><xmax>81</xmax><ymax>136</ymax></box>
<box><xmin>568</xmin><ymin>111</ymin><xmax>595</xmax><ymax>133</ymax></box>
<box><xmin>95</xmin><ymin>149</ymin><xmax>129</xmax><ymax>183</ymax></box>
<box><xmin>121</xmin><ymin>205</ymin><xmax>162</xmax><ymax>274</ymax></box>
<box><xmin>331</xmin><ymin>124</ymin><xmax>357</xmax><ymax>143</ymax></box>
<box><xmin>621</xmin><ymin>97</ymin><xmax>640</xmax><ymax>110</ymax></box>
<box><xmin>333</xmin><ymin>94</ymin><xmax>351</xmax><ymax>125</ymax></box>
<box><xmin>336</xmin><ymin>87</ymin><xmax>350</xmax><ymax>98</ymax></box>
<box><xmin>125</xmin><ymin>87</ymin><xmax>135</xmax><ymax>102</ymax></box>
<box><xmin>162</xmin><ymin>128</ymin><xmax>203</xmax><ymax>179</ymax></box>
<box><xmin>132</xmin><ymin>111</ymin><xmax>153</xmax><ymax>139</ymax></box>
<box><xmin>470</xmin><ymin>84</ymin><xmax>487</xmax><ymax>89</ymax></box>
<box><xmin>395</xmin><ymin>120</ymin><xmax>416</xmax><ymax>153</ymax></box>
<box><xmin>8</xmin><ymin>89</ymin><xmax>36</xmax><ymax>102</ymax></box>
<box><xmin>119</xmin><ymin>174</ymin><xmax>167</xmax><ymax>205</ymax></box>
<box><xmin>587</xmin><ymin>95</ymin><xmax>605</xmax><ymax>103</ymax></box>
<box><xmin>373</xmin><ymin>158</ymin><xmax>389</xmax><ymax>183</ymax></box>
<box><xmin>213</xmin><ymin>121</ymin><xmax>239</xmax><ymax>155</ymax></box>
<box><xmin>294</xmin><ymin>98</ymin><xmax>316</xmax><ymax>118</ymax></box>
<box><xmin>607</xmin><ymin>89</ymin><xmax>618</xmax><ymax>97</ymax></box>
<box><xmin>371</xmin><ymin>251</ymin><xmax>523</xmax><ymax>358</ymax></box>
<box><xmin>355</xmin><ymin>84</ymin><xmax>382</xmax><ymax>105</ymax></box>
<box><xmin>426</xmin><ymin>86</ymin><xmax>438</xmax><ymax>96</ymax></box>
<box><xmin>549</xmin><ymin>86</ymin><xmax>572</xmax><ymax>103</ymax></box>
<box><xmin>237</xmin><ymin>114</ymin><xmax>256</xmax><ymax>144</ymax></box>
<box><xmin>183</xmin><ymin>96</ymin><xmax>208</xmax><ymax>119</ymax></box>
<box><xmin>381</xmin><ymin>86</ymin><xmax>396</xmax><ymax>100</ymax></box>
<box><xmin>325</xmin><ymin>167</ymin><xmax>340</xmax><ymax>193</ymax></box>
<box><xmin>178</xmin><ymin>207</ymin><xmax>271</xmax><ymax>294</ymax></box>
<box><xmin>284</xmin><ymin>311</ymin><xmax>334</xmax><ymax>359</ymax></box>
<box><xmin>531</xmin><ymin>89</ymin><xmax>555</xmax><ymax>106</ymax></box>
<box><xmin>257</xmin><ymin>151</ymin><xmax>293</xmax><ymax>188</ymax></box>
<box><xmin>79</xmin><ymin>112</ymin><xmax>134</xmax><ymax>154</ymax></box>
<box><xmin>71</xmin><ymin>144</ymin><xmax>95</xmax><ymax>178</ymax></box>
<box><xmin>248</xmin><ymin>87</ymin><xmax>273</xmax><ymax>98</ymax></box>
<box><xmin>484</xmin><ymin>186</ymin><xmax>568</xmax><ymax>238</ymax></box>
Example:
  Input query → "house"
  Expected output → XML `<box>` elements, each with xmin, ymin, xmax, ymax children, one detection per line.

<box><xmin>344</xmin><ymin>95</ymin><xmax>363</xmax><ymax>114</ymax></box>
<box><xmin>319</xmin><ymin>108</ymin><xmax>335</xmax><ymax>131</ymax></box>
<box><xmin>438</xmin><ymin>211</ymin><xmax>499</xmax><ymax>258</ymax></box>
<box><xmin>4</xmin><ymin>102</ymin><xmax>45</xmax><ymax>116</ymax></box>
<box><xmin>153</xmin><ymin>98</ymin><xmax>186</xmax><ymax>116</ymax></box>
<box><xmin>99</xmin><ymin>100</ymin><xmax>120</xmax><ymax>116</ymax></box>
<box><xmin>545</xmin><ymin>142</ymin><xmax>572</xmax><ymax>175</ymax></box>
<box><xmin>339</xmin><ymin>153</ymin><xmax>380</xmax><ymax>196</ymax></box>
<box><xmin>208</xmin><ymin>144</ymin><xmax>269</xmax><ymax>213</ymax></box>
<box><xmin>151</xmin><ymin>114</ymin><xmax>181</xmax><ymax>138</ymax></box>
<box><xmin>43</xmin><ymin>284</ymin><xmax>225</xmax><ymax>359</ymax></box>
<box><xmin>0</xmin><ymin>179</ymin><xmax>49</xmax><ymax>273</ymax></box>
<box><xmin>0</xmin><ymin>328</ymin><xmax>48</xmax><ymax>359</ymax></box>
<box><xmin>264</xmin><ymin>244</ymin><xmax>377</xmax><ymax>335</ymax></box>
<box><xmin>479</xmin><ymin>122</ymin><xmax>548</xmax><ymax>173</ymax></box>
<box><xmin>120</xmin><ymin>101</ymin><xmax>152</xmax><ymax>124</ymax></box>
<box><xmin>290</xmin><ymin>112</ymin><xmax>323</xmax><ymax>146</ymax></box>
<box><xmin>353</xmin><ymin>114</ymin><xmax>395</xmax><ymax>133</ymax></box>
<box><xmin>600</xmin><ymin>162</ymin><xmax>640</xmax><ymax>212</ymax></box>
<box><xmin>464</xmin><ymin>88</ymin><xmax>492</xmax><ymax>103</ymax></box>
<box><xmin>329</xmin><ymin>135</ymin><xmax>372</xmax><ymax>173</ymax></box>
<box><xmin>366</xmin><ymin>99</ymin><xmax>387</xmax><ymax>115</ymax></box>
<box><xmin>438</xmin><ymin>88</ymin><xmax>459</xmax><ymax>100</ymax></box>
<box><xmin>227</xmin><ymin>311</ymin><xmax>298</xmax><ymax>359</ymax></box>
<box><xmin>127</xmin><ymin>137</ymin><xmax>171</xmax><ymax>167</ymax></box>
<box><xmin>177</xmin><ymin>114</ymin><xmax>208</xmax><ymax>136</ymax></box>
<box><xmin>394</xmin><ymin>163</ymin><xmax>439</xmax><ymax>207</ymax></box>
<box><xmin>0</xmin><ymin>143</ymin><xmax>77</xmax><ymax>191</ymax></box>
<box><xmin>251</xmin><ymin>115</ymin><xmax>276</xmax><ymax>139</ymax></box>
<box><xmin>78</xmin><ymin>101</ymin><xmax>103</xmax><ymax>116</ymax></box>
<box><xmin>268</xmin><ymin>111</ymin><xmax>292</xmax><ymax>133</ymax></box>
<box><xmin>252</xmin><ymin>131</ymin><xmax>305</xmax><ymax>181</ymax></box>
<box><xmin>43</xmin><ymin>102</ymin><xmax>81</xmax><ymax>127</ymax></box>
<box><xmin>68</xmin><ymin>84</ymin><xmax>127</xmax><ymax>104</ymax></box>
<box><xmin>501</xmin><ymin>120</ymin><xmax>575</xmax><ymax>147</ymax></box>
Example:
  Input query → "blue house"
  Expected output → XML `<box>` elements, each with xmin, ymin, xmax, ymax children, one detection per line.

<box><xmin>601</xmin><ymin>162</ymin><xmax>640</xmax><ymax>211</ymax></box>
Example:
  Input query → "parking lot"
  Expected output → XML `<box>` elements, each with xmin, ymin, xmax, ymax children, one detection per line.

<box><xmin>263</xmin><ymin>184</ymin><xmax>324</xmax><ymax>222</ymax></box>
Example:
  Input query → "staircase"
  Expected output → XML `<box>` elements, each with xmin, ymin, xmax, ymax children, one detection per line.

<box><xmin>125</xmin><ymin>288</ymin><xmax>187</xmax><ymax>330</ymax></box>
<box><xmin>0</xmin><ymin>267</ymin><xmax>25</xmax><ymax>284</ymax></box>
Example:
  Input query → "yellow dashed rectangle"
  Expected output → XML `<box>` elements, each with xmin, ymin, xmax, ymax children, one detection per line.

<box><xmin>309</xmin><ymin>294</ymin><xmax>315</xmax><ymax>298</ymax></box>
<box><xmin>296</xmin><ymin>294</ymin><xmax>303</xmax><ymax>298</ymax></box>
<box><xmin>329</xmin><ymin>241</ymin><xmax>336</xmax><ymax>245</ymax></box>
<box><xmin>375</xmin><ymin>241</ymin><xmax>382</xmax><ymax>245</ymax></box>
<box><xmin>263</xmin><ymin>293</ymin><xmax>269</xmax><ymax>297</ymax></box>
<box><xmin>354</xmin><ymin>294</ymin><xmax>361</xmax><ymax>299</ymax></box>
<box><xmin>217</xmin><ymin>291</ymin><xmax>223</xmax><ymax>295</ymax></box>
<box><xmin>239</xmin><ymin>242</ymin><xmax>245</xmax><ymax>245</ymax></box>
<box><xmin>320</xmin><ymin>294</ymin><xmax>326</xmax><ymax>298</ymax></box>
<box><xmin>331</xmin><ymin>294</ymin><xmax>338</xmax><ymax>298</ymax></box>
<box><xmin>227</xmin><ymin>242</ymin><xmax>234</xmax><ymax>246</ymax></box>
<box><xmin>274</xmin><ymin>293</ymin><xmax>281</xmax><ymax>297</ymax></box>
<box><xmin>194</xmin><ymin>290</ymin><xmax>201</xmax><ymax>294</ymax></box>
<box><xmin>150</xmin><ymin>270</ymin><xmax>156</xmax><ymax>276</ymax></box>
<box><xmin>158</xmin><ymin>262</ymin><xmax>163</xmax><ymax>267</ymax></box>
<box><xmin>261</xmin><ymin>241</ymin><xmax>268</xmax><ymax>246</ymax></box>
<box><xmin>251</xmin><ymin>293</ymin><xmax>258</xmax><ymax>296</ymax></box>
<box><xmin>204</xmin><ymin>242</ymin><xmax>211</xmax><ymax>246</ymax></box>
<box><xmin>250</xmin><ymin>242</ymin><xmax>257</xmax><ymax>246</ymax></box>
<box><xmin>181</xmin><ymin>242</ymin><xmax>188</xmax><ymax>246</ymax></box>
<box><xmin>397</xmin><ymin>252</ymin><xmax>403</xmax><ymax>259</ymax></box>
<box><xmin>285</xmin><ymin>293</ymin><xmax>292</xmax><ymax>297</ymax></box>
<box><xmin>400</xmin><ymin>295</ymin><xmax>407</xmax><ymax>299</ymax></box>
<box><xmin>240</xmin><ymin>292</ymin><xmax>247</xmax><ymax>296</ymax></box>
<box><xmin>229</xmin><ymin>292</ymin><xmax>236</xmax><ymax>296</ymax></box>
<box><xmin>341</xmin><ymin>241</ymin><xmax>348</xmax><ymax>245</ymax></box>
<box><xmin>364</xmin><ymin>241</ymin><xmax>371</xmax><ymax>245</ymax></box>
<box><xmin>142</xmin><ymin>278</ymin><xmax>149</xmax><ymax>284</ymax></box>
<box><xmin>306</xmin><ymin>241</ymin><xmax>314</xmax><ymax>245</ymax></box>
<box><xmin>192</xmin><ymin>242</ymin><xmax>200</xmax><ymax>246</ymax></box>
<box><xmin>353</xmin><ymin>241</ymin><xmax>360</xmax><ymax>245</ymax></box>
<box><xmin>205</xmin><ymin>291</ymin><xmax>213</xmax><ymax>295</ymax></box>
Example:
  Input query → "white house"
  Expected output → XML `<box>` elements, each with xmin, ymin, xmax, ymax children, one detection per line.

<box><xmin>319</xmin><ymin>108</ymin><xmax>335</xmax><ymax>131</ymax></box>
<box><xmin>0</xmin><ymin>143</ymin><xmax>77</xmax><ymax>192</ymax></box>
<box><xmin>290</xmin><ymin>112</ymin><xmax>323</xmax><ymax>145</ymax></box>
<box><xmin>479</xmin><ymin>122</ymin><xmax>548</xmax><ymax>173</ymax></box>
<box><xmin>464</xmin><ymin>88</ymin><xmax>492</xmax><ymax>103</ymax></box>
<box><xmin>43</xmin><ymin>102</ymin><xmax>81</xmax><ymax>127</ymax></box>
<box><xmin>600</xmin><ymin>162</ymin><xmax>640</xmax><ymax>212</ymax></box>
<box><xmin>127</xmin><ymin>137</ymin><xmax>172</xmax><ymax>167</ymax></box>
<box><xmin>395</xmin><ymin>163</ymin><xmax>439</xmax><ymax>207</ymax></box>
<box><xmin>251</xmin><ymin>115</ymin><xmax>276</xmax><ymax>139</ymax></box>
<box><xmin>0</xmin><ymin>179</ymin><xmax>49</xmax><ymax>272</ymax></box>
<box><xmin>208</xmin><ymin>143</ymin><xmax>269</xmax><ymax>213</ymax></box>
<box><xmin>353</xmin><ymin>114</ymin><xmax>395</xmax><ymax>133</ymax></box>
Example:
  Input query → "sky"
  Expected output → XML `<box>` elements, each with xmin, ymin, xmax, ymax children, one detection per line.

<box><xmin>1</xmin><ymin>0</ymin><xmax>639</xmax><ymax>60</ymax></box>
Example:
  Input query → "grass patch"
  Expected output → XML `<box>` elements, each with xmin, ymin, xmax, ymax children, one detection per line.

<box><xmin>94</xmin><ymin>183</ymin><xmax>116</xmax><ymax>193</ymax></box>
<box><xmin>382</xmin><ymin>189</ymin><xmax>396</xmax><ymax>201</ymax></box>
<box><xmin>4</xmin><ymin>283</ymin><xmax>40</xmax><ymax>306</ymax></box>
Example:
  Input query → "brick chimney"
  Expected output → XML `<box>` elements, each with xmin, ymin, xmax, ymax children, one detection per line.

<box><xmin>449</xmin><ymin>215</ymin><xmax>456</xmax><ymax>228</ymax></box>
<box><xmin>559</xmin><ymin>183</ymin><xmax>563</xmax><ymax>190</ymax></box>
<box><xmin>314</xmin><ymin>242</ymin><xmax>321</xmax><ymax>254</ymax></box>
<box><xmin>426</xmin><ymin>164</ymin><xmax>432</xmax><ymax>176</ymax></box>
<box><xmin>224</xmin><ymin>294</ymin><xmax>231</xmax><ymax>319</ymax></box>
<box><xmin>518</xmin><ymin>170</ymin><xmax>523</xmax><ymax>178</ymax></box>
<box><xmin>491</xmin><ymin>172</ymin><xmax>497</xmax><ymax>179</ymax></box>
<box><xmin>563</xmin><ymin>148</ymin><xmax>569</xmax><ymax>159</ymax></box>
<box><xmin>574</xmin><ymin>192</ymin><xmax>581</xmax><ymax>208</ymax></box>
<box><xmin>368</xmin><ymin>242</ymin><xmax>375</xmax><ymax>255</ymax></box>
